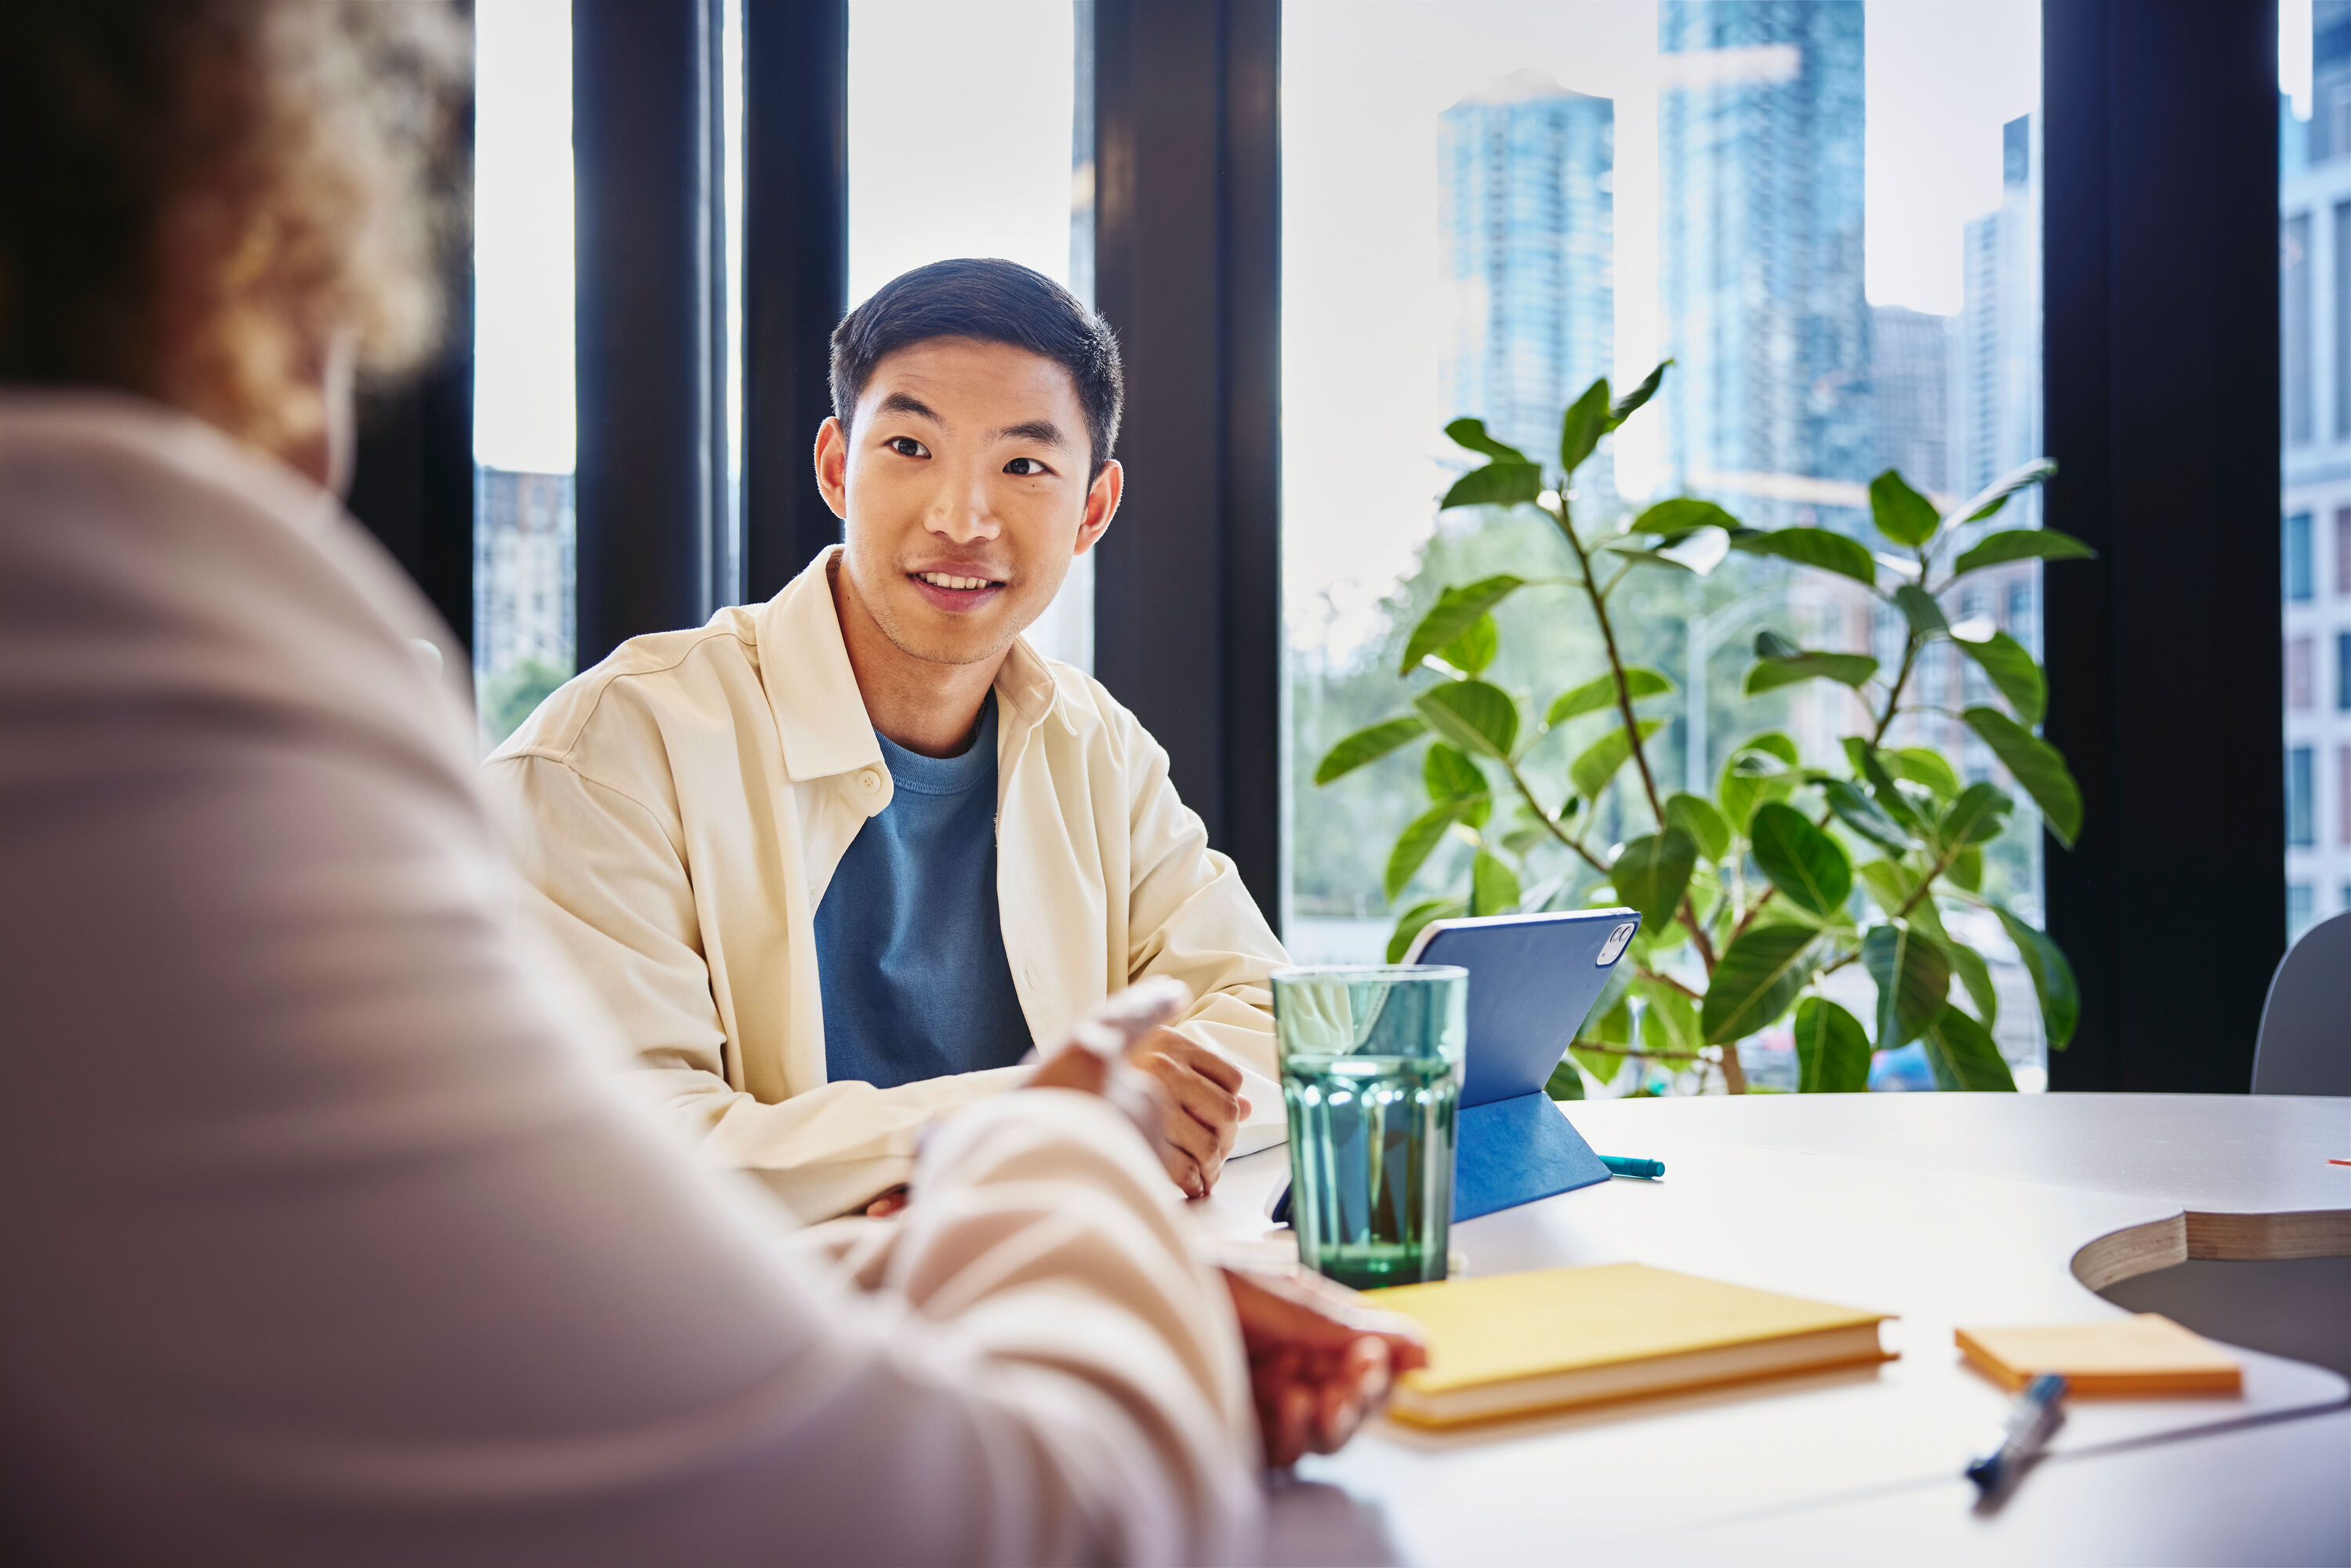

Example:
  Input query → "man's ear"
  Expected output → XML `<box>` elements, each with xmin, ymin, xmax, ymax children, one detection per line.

<box><xmin>1073</xmin><ymin>459</ymin><xmax>1123</xmax><ymax>557</ymax></box>
<box><xmin>813</xmin><ymin>416</ymin><xmax>850</xmax><ymax>521</ymax></box>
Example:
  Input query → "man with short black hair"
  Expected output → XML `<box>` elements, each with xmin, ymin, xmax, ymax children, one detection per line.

<box><xmin>489</xmin><ymin>259</ymin><xmax>1288</xmax><ymax>1220</ymax></box>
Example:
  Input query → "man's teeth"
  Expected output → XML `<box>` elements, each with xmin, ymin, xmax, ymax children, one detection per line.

<box><xmin>916</xmin><ymin>572</ymin><xmax>994</xmax><ymax>590</ymax></box>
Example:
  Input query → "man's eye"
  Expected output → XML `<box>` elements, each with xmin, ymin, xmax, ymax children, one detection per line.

<box><xmin>1003</xmin><ymin>457</ymin><xmax>1050</xmax><ymax>476</ymax></box>
<box><xmin>886</xmin><ymin>436</ymin><xmax>928</xmax><ymax>459</ymax></box>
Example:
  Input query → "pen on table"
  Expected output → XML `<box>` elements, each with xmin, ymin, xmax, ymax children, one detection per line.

<box><xmin>1966</xmin><ymin>1372</ymin><xmax>2066</xmax><ymax>1496</ymax></box>
<box><xmin>1600</xmin><ymin>1156</ymin><xmax>1665</xmax><ymax>1179</ymax></box>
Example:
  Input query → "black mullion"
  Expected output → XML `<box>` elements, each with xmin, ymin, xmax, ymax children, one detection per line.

<box><xmin>742</xmin><ymin>0</ymin><xmax>848</xmax><ymax>601</ymax></box>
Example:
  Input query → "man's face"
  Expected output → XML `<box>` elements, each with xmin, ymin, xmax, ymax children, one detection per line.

<box><xmin>816</xmin><ymin>337</ymin><xmax>1120</xmax><ymax>669</ymax></box>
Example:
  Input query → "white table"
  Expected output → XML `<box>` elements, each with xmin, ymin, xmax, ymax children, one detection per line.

<box><xmin>1195</xmin><ymin>1094</ymin><xmax>2351</xmax><ymax>1565</ymax></box>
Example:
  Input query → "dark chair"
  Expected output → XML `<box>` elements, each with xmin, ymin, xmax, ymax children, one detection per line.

<box><xmin>2251</xmin><ymin>910</ymin><xmax>2351</xmax><ymax>1095</ymax></box>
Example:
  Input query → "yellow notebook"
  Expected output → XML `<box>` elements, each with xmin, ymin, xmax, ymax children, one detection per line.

<box><xmin>1955</xmin><ymin>1314</ymin><xmax>2244</xmax><ymax>1396</ymax></box>
<box><xmin>1366</xmin><ymin>1262</ymin><xmax>1895</xmax><ymax>1429</ymax></box>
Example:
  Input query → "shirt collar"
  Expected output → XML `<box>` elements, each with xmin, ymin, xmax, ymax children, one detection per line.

<box><xmin>751</xmin><ymin>546</ymin><xmax>1074</xmax><ymax>783</ymax></box>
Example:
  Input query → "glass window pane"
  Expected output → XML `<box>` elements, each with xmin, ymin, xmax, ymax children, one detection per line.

<box><xmin>844</xmin><ymin>1</ymin><xmax>1092</xmax><ymax>670</ymax></box>
<box><xmin>1283</xmin><ymin>0</ymin><xmax>2047</xmax><ymax>1091</ymax></box>
<box><xmin>473</xmin><ymin>1</ymin><xmax>578</xmax><ymax>750</ymax></box>
<box><xmin>2283</xmin><ymin>0</ymin><xmax>2348</xmax><ymax>946</ymax></box>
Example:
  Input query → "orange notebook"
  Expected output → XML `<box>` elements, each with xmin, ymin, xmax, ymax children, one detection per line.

<box><xmin>1366</xmin><ymin>1262</ymin><xmax>1895</xmax><ymax>1429</ymax></box>
<box><xmin>1955</xmin><ymin>1314</ymin><xmax>2244</xmax><ymax>1396</ymax></box>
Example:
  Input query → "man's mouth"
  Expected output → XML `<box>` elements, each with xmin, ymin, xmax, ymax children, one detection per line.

<box><xmin>907</xmin><ymin>568</ymin><xmax>1008</xmax><ymax>611</ymax></box>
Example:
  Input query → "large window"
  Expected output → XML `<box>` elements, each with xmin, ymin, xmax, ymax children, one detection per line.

<box><xmin>845</xmin><ymin>0</ymin><xmax>1092</xmax><ymax>670</ymax></box>
<box><xmin>2281</xmin><ymin>0</ymin><xmax>2351</xmax><ymax>942</ymax></box>
<box><xmin>1283</xmin><ymin>1</ymin><xmax>2048</xmax><ymax>1091</ymax></box>
<box><xmin>473</xmin><ymin>1</ymin><xmax>579</xmax><ymax>746</ymax></box>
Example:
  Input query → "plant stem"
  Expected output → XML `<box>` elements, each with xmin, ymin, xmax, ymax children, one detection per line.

<box><xmin>1569</xmin><ymin>1039</ymin><xmax>1707</xmax><ymax>1062</ymax></box>
<box><xmin>1634</xmin><ymin>967</ymin><xmax>1703</xmax><ymax>1001</ymax></box>
<box><xmin>1500</xmin><ymin>757</ymin><xmax>1612</xmax><ymax>878</ymax></box>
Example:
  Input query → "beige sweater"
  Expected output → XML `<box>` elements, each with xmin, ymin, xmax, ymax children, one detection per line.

<box><xmin>484</xmin><ymin>548</ymin><xmax>1290</xmax><ymax>1221</ymax></box>
<box><xmin>0</xmin><ymin>392</ymin><xmax>1262</xmax><ymax>1565</ymax></box>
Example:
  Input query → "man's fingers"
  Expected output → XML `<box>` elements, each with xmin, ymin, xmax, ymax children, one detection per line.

<box><xmin>1141</xmin><ymin>1052</ymin><xmax>1243</xmax><ymax>1134</ymax></box>
<box><xmin>1162</xmin><ymin>1145</ymin><xmax>1206</xmax><ymax>1199</ymax></box>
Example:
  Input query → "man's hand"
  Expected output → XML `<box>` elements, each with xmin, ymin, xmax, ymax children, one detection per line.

<box><xmin>1223</xmin><ymin>1267</ymin><xmax>1429</xmax><ymax>1468</ymax></box>
<box><xmin>1130</xmin><ymin>1027</ymin><xmax>1250</xmax><ymax>1198</ymax></box>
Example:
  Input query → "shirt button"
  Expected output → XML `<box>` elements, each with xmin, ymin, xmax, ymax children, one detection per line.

<box><xmin>858</xmin><ymin>769</ymin><xmax>882</xmax><ymax>793</ymax></box>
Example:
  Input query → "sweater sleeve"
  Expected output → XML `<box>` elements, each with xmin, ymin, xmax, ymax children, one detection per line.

<box><xmin>0</xmin><ymin>401</ymin><xmax>1263</xmax><ymax>1565</ymax></box>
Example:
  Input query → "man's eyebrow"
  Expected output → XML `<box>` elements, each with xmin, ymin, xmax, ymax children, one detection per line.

<box><xmin>875</xmin><ymin>390</ymin><xmax>941</xmax><ymax>423</ymax></box>
<box><xmin>993</xmin><ymin>419</ymin><xmax>1069</xmax><ymax>448</ymax></box>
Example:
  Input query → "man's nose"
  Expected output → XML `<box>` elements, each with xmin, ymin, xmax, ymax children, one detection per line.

<box><xmin>925</xmin><ymin>466</ymin><xmax>1001</xmax><ymax>543</ymax></box>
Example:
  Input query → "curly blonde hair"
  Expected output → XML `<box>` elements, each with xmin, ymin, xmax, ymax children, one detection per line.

<box><xmin>0</xmin><ymin>0</ymin><xmax>467</xmax><ymax>459</ymax></box>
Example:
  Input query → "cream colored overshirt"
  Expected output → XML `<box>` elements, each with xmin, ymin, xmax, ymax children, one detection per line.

<box><xmin>485</xmin><ymin>549</ymin><xmax>1290</xmax><ymax>1220</ymax></box>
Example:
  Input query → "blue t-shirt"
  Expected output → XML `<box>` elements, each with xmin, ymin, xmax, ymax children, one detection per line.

<box><xmin>814</xmin><ymin>693</ymin><xmax>1035</xmax><ymax>1087</ymax></box>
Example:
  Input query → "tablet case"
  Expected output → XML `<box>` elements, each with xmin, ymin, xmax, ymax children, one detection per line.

<box><xmin>1272</xmin><ymin>909</ymin><xmax>1638</xmax><ymax>1225</ymax></box>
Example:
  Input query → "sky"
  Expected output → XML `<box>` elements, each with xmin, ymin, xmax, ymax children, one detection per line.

<box><xmin>475</xmin><ymin>0</ymin><xmax>2048</xmax><ymax>654</ymax></box>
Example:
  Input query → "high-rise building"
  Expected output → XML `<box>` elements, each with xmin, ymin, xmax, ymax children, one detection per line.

<box><xmin>1870</xmin><ymin>304</ymin><xmax>1951</xmax><ymax>498</ymax></box>
<box><xmin>1657</xmin><ymin>0</ymin><xmax>1869</xmax><ymax>525</ymax></box>
<box><xmin>1437</xmin><ymin>71</ymin><xmax>1615</xmax><ymax>473</ymax></box>
<box><xmin>2281</xmin><ymin>2</ymin><xmax>2351</xmax><ymax>938</ymax></box>
<box><xmin>1954</xmin><ymin>115</ymin><xmax>2042</xmax><ymax>507</ymax></box>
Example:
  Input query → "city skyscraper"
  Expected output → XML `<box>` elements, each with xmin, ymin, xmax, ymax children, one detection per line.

<box><xmin>1657</xmin><ymin>0</ymin><xmax>1869</xmax><ymax>523</ymax></box>
<box><xmin>1954</xmin><ymin>114</ymin><xmax>2042</xmax><ymax>506</ymax></box>
<box><xmin>1437</xmin><ymin>71</ymin><xmax>1615</xmax><ymax>471</ymax></box>
<box><xmin>1870</xmin><ymin>304</ymin><xmax>1951</xmax><ymax>497</ymax></box>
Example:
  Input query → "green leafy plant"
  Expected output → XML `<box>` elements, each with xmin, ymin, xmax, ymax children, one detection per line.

<box><xmin>1315</xmin><ymin>365</ymin><xmax>2092</xmax><ymax>1097</ymax></box>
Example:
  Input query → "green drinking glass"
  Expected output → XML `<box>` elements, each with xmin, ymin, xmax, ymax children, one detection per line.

<box><xmin>1272</xmin><ymin>964</ymin><xmax>1467</xmax><ymax>1290</ymax></box>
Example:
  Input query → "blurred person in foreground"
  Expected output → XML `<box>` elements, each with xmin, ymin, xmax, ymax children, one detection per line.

<box><xmin>0</xmin><ymin>5</ymin><xmax>1420</xmax><ymax>1563</ymax></box>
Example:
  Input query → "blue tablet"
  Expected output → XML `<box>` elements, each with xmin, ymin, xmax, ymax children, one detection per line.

<box><xmin>1402</xmin><ymin>908</ymin><xmax>1636</xmax><ymax>1220</ymax></box>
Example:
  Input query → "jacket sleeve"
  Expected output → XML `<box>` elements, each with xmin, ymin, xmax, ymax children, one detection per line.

<box><xmin>1108</xmin><ymin>699</ymin><xmax>1293</xmax><ymax>1152</ymax></box>
<box><xmin>484</xmin><ymin>750</ymin><xmax>1029</xmax><ymax>1221</ymax></box>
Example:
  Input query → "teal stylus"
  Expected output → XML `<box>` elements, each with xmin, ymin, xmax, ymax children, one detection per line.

<box><xmin>1601</xmin><ymin>1155</ymin><xmax>1665</xmax><ymax>1179</ymax></box>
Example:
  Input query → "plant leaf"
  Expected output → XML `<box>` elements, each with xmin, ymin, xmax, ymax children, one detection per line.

<box><xmin>1471</xmin><ymin>851</ymin><xmax>1522</xmax><ymax>916</ymax></box>
<box><xmin>1399</xmin><ymin>575</ymin><xmax>1526</xmax><ymax>675</ymax></box>
<box><xmin>1749</xmin><ymin>801</ymin><xmax>1853</xmax><ymax>916</ymax></box>
<box><xmin>1923</xmin><ymin>1004</ymin><xmax>2017</xmax><ymax>1090</ymax></box>
<box><xmin>1598</xmin><ymin>539</ymin><xmax>1696</xmax><ymax>572</ymax></box>
<box><xmin>1546</xmin><ymin>666</ymin><xmax>1674</xmax><ymax>726</ymax></box>
<box><xmin>1946</xmin><ymin>456</ymin><xmax>2058</xmax><ymax>526</ymax></box>
<box><xmin>1949</xmin><ymin>845</ymin><xmax>1983</xmax><ymax>891</ymax></box>
<box><xmin>1938</xmin><ymin>781</ymin><xmax>2015</xmax><ymax>848</ymax></box>
<box><xmin>1609</xmin><ymin>360</ymin><xmax>1668</xmax><ymax>426</ymax></box>
<box><xmin>1950</xmin><ymin>626</ymin><xmax>2046</xmax><ymax>724</ymax></box>
<box><xmin>1314</xmin><ymin>715</ymin><xmax>1427</xmax><ymax>785</ymax></box>
<box><xmin>1892</xmin><ymin>583</ymin><xmax>1950</xmax><ymax>638</ymax></box>
<box><xmin>1793</xmin><ymin>995</ymin><xmax>1872</xmax><ymax>1092</ymax></box>
<box><xmin>1569</xmin><ymin>718</ymin><xmax>1667</xmax><ymax>802</ymax></box>
<box><xmin>1820</xmin><ymin>779</ymin><xmax>1914</xmax><ymax>851</ymax></box>
<box><xmin>1435</xmin><ymin>612</ymin><xmax>1500</xmax><ymax>676</ymax></box>
<box><xmin>1558</xmin><ymin>376</ymin><xmax>1615</xmax><ymax>474</ymax></box>
<box><xmin>1442</xmin><ymin>417</ymin><xmax>1527</xmax><ymax>464</ymax></box>
<box><xmin>1962</xmin><ymin>706</ymin><xmax>2083</xmax><ymax>847</ymax></box>
<box><xmin>1387</xmin><ymin>895</ymin><xmax>1468</xmax><ymax>964</ymax></box>
<box><xmin>1415</xmin><ymin>679</ymin><xmax>1521</xmax><ymax>760</ymax></box>
<box><xmin>1611</xmin><ymin>828</ymin><xmax>1698</xmax><ymax>932</ymax></box>
<box><xmin>1952</xmin><ymin>526</ymin><xmax>2095</xmax><ymax>577</ymax></box>
<box><xmin>1861</xmin><ymin>922</ymin><xmax>1951</xmax><ymax>1049</ymax></box>
<box><xmin>1637</xmin><ymin>976</ymin><xmax>1703</xmax><ymax>1058</ymax></box>
<box><xmin>1384</xmin><ymin>800</ymin><xmax>1464</xmax><ymax>902</ymax></box>
<box><xmin>1846</xmin><ymin>739</ymin><xmax>1925</xmax><ymax>833</ymax></box>
<box><xmin>1440</xmin><ymin>462</ymin><xmax>1544</xmax><ymax>511</ymax></box>
<box><xmin>1701</xmin><ymin>924</ymin><xmax>1819</xmax><ymax>1043</ymax></box>
<box><xmin>1746</xmin><ymin>650</ymin><xmax>1880</xmax><ymax>695</ymax></box>
<box><xmin>1946</xmin><ymin>938</ymin><xmax>2000</xmax><ymax>1031</ymax></box>
<box><xmin>1664</xmin><ymin>791</ymin><xmax>1732</xmax><ymax>862</ymax></box>
<box><xmin>1423</xmin><ymin>742</ymin><xmax>1487</xmax><ymax>804</ymax></box>
<box><xmin>1725</xmin><ymin>525</ymin><xmax>1878</xmax><ymax>585</ymax></box>
<box><xmin>1544</xmin><ymin>1058</ymin><xmax>1588</xmax><ymax>1100</ymax></box>
<box><xmin>1870</xmin><ymin>468</ymin><xmax>1942</xmax><ymax>546</ymax></box>
<box><xmin>1628</xmin><ymin>496</ymin><xmax>1742</xmax><ymax>538</ymax></box>
<box><xmin>1892</xmin><ymin>747</ymin><xmax>1961</xmax><ymax>800</ymax></box>
<box><xmin>1993</xmin><ymin>903</ymin><xmax>2079</xmax><ymax>1050</ymax></box>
